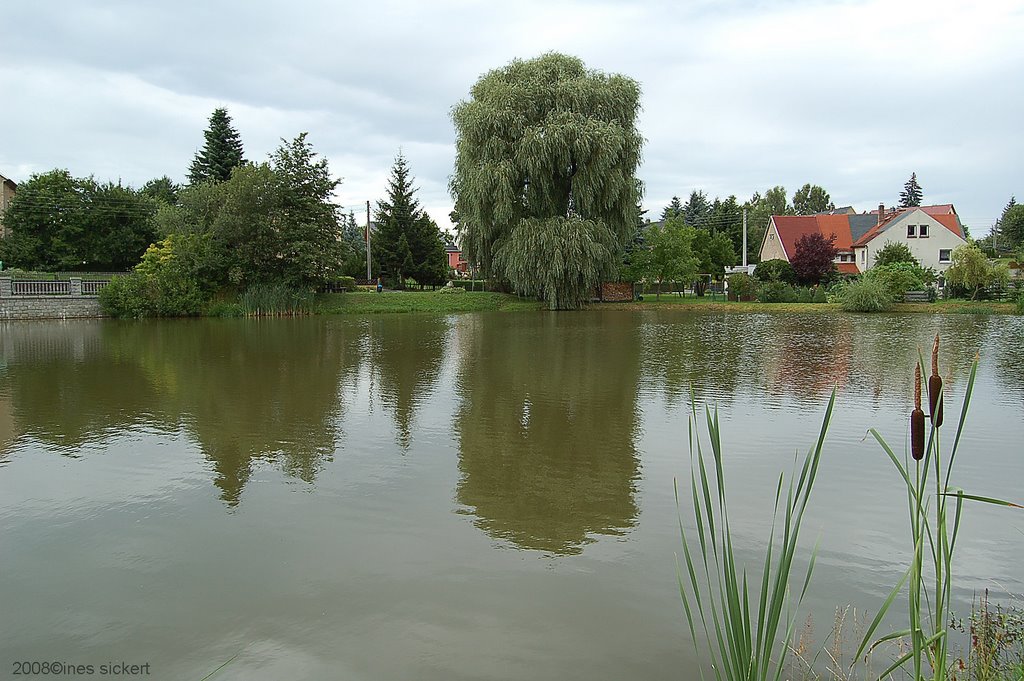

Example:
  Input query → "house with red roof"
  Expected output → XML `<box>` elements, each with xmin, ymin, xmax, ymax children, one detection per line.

<box><xmin>445</xmin><ymin>241</ymin><xmax>469</xmax><ymax>274</ymax></box>
<box><xmin>758</xmin><ymin>203</ymin><xmax>967</xmax><ymax>275</ymax></box>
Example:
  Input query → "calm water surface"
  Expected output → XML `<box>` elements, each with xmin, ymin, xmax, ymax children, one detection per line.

<box><xmin>1</xmin><ymin>311</ymin><xmax>1022</xmax><ymax>680</ymax></box>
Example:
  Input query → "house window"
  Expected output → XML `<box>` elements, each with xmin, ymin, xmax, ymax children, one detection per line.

<box><xmin>860</xmin><ymin>249</ymin><xmax>866</xmax><ymax>263</ymax></box>
<box><xmin>919</xmin><ymin>224</ymin><xmax>929</xmax><ymax>238</ymax></box>
<box><xmin>907</xmin><ymin>224</ymin><xmax>917</xmax><ymax>238</ymax></box>
<box><xmin>938</xmin><ymin>249</ymin><xmax>952</xmax><ymax>263</ymax></box>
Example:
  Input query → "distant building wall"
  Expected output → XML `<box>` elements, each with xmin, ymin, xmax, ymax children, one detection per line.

<box><xmin>0</xmin><ymin>175</ymin><xmax>16</xmax><ymax>239</ymax></box>
<box><xmin>759</xmin><ymin>220</ymin><xmax>789</xmax><ymax>261</ymax></box>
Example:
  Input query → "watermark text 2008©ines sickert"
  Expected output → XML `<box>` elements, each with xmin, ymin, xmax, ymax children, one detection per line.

<box><xmin>12</xmin><ymin>661</ymin><xmax>151</xmax><ymax>676</ymax></box>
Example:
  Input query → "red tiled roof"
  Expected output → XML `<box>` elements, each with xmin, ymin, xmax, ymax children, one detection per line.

<box><xmin>837</xmin><ymin>262</ymin><xmax>860</xmax><ymax>275</ymax></box>
<box><xmin>771</xmin><ymin>214</ymin><xmax>854</xmax><ymax>259</ymax></box>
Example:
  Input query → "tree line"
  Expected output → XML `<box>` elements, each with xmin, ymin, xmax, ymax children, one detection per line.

<box><xmin>0</xmin><ymin>108</ymin><xmax>448</xmax><ymax>307</ymax></box>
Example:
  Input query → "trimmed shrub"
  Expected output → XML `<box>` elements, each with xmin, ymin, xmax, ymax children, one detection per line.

<box><xmin>439</xmin><ymin>284</ymin><xmax>466</xmax><ymax>294</ymax></box>
<box><xmin>839</xmin><ymin>277</ymin><xmax>895</xmax><ymax>312</ymax></box>
<box><xmin>726</xmin><ymin>273</ymin><xmax>758</xmax><ymax>301</ymax></box>
<box><xmin>758</xmin><ymin>281</ymin><xmax>798</xmax><ymax>303</ymax></box>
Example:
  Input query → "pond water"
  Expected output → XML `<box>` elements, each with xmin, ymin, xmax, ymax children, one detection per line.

<box><xmin>1</xmin><ymin>311</ymin><xmax>1022</xmax><ymax>680</ymax></box>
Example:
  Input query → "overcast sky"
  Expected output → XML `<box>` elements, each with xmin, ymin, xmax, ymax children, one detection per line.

<box><xmin>1</xmin><ymin>0</ymin><xmax>1021</xmax><ymax>235</ymax></box>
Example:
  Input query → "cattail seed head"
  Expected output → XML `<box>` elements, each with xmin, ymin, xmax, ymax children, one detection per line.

<box><xmin>929</xmin><ymin>334</ymin><xmax>943</xmax><ymax>428</ymax></box>
<box><xmin>914</xmin><ymin>364</ymin><xmax>922</xmax><ymax>410</ymax></box>
<box><xmin>911</xmin><ymin>408</ymin><xmax>926</xmax><ymax>460</ymax></box>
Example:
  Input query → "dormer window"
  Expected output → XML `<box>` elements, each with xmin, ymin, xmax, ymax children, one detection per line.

<box><xmin>907</xmin><ymin>225</ymin><xmax>917</xmax><ymax>238</ymax></box>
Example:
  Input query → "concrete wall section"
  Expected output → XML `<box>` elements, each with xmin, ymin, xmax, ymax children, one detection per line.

<box><xmin>0</xmin><ymin>296</ymin><xmax>105</xmax><ymax>320</ymax></box>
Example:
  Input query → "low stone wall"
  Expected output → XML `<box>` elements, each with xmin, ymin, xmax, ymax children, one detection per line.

<box><xmin>0</xmin><ymin>295</ymin><xmax>105</xmax><ymax>320</ymax></box>
<box><xmin>0</xmin><ymin>277</ymin><xmax>107</xmax><ymax>320</ymax></box>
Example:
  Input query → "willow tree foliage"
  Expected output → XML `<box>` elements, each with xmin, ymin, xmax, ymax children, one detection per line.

<box><xmin>450</xmin><ymin>52</ymin><xmax>643</xmax><ymax>309</ymax></box>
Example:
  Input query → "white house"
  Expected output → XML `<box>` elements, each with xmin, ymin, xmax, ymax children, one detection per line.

<box><xmin>758</xmin><ymin>203</ymin><xmax>967</xmax><ymax>276</ymax></box>
<box><xmin>852</xmin><ymin>204</ymin><xmax>967</xmax><ymax>274</ymax></box>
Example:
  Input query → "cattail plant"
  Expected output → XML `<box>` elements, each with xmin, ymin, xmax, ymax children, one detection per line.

<box><xmin>855</xmin><ymin>339</ymin><xmax>1021</xmax><ymax>681</ymax></box>
<box><xmin>928</xmin><ymin>335</ymin><xmax>943</xmax><ymax>428</ymax></box>
<box><xmin>911</xmin><ymin>366</ymin><xmax>925</xmax><ymax>461</ymax></box>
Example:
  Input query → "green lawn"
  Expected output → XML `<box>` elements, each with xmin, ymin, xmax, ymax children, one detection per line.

<box><xmin>314</xmin><ymin>290</ymin><xmax>542</xmax><ymax>315</ymax></box>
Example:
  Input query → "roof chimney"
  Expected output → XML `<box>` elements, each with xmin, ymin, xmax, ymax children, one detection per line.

<box><xmin>877</xmin><ymin>203</ymin><xmax>884</xmax><ymax>225</ymax></box>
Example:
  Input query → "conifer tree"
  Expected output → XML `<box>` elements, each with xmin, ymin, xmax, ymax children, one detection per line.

<box><xmin>683</xmin><ymin>190</ymin><xmax>711</xmax><ymax>228</ymax></box>
<box><xmin>189</xmin><ymin>108</ymin><xmax>245</xmax><ymax>185</ymax></box>
<box><xmin>661</xmin><ymin>196</ymin><xmax>684</xmax><ymax>220</ymax></box>
<box><xmin>899</xmin><ymin>173</ymin><xmax>923</xmax><ymax>208</ymax></box>
<box><xmin>374</xmin><ymin>153</ymin><xmax>445</xmax><ymax>287</ymax></box>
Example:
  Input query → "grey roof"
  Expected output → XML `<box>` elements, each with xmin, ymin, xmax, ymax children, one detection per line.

<box><xmin>444</xmin><ymin>243</ymin><xmax>460</xmax><ymax>253</ymax></box>
<box><xmin>848</xmin><ymin>214</ymin><xmax>877</xmax><ymax>243</ymax></box>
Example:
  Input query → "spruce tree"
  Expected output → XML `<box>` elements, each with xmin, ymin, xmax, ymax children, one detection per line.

<box><xmin>661</xmin><ymin>196</ymin><xmax>684</xmax><ymax>220</ymax></box>
<box><xmin>683</xmin><ymin>190</ymin><xmax>711</xmax><ymax>228</ymax></box>
<box><xmin>899</xmin><ymin>172</ymin><xmax>923</xmax><ymax>208</ymax></box>
<box><xmin>189</xmin><ymin>108</ymin><xmax>245</xmax><ymax>185</ymax></box>
<box><xmin>374</xmin><ymin>153</ymin><xmax>444</xmax><ymax>287</ymax></box>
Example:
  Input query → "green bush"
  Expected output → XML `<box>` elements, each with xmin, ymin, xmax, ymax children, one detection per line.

<box><xmin>206</xmin><ymin>301</ymin><xmax>244</xmax><ymax>317</ymax></box>
<box><xmin>758</xmin><ymin>281</ymin><xmax>798</xmax><ymax>303</ymax></box>
<box><xmin>98</xmin><ymin>269</ymin><xmax>207</xmax><ymax>318</ymax></box>
<box><xmin>839</xmin><ymin>277</ymin><xmax>895</xmax><ymax>312</ymax></box>
<box><xmin>825</xmin><ymin>281</ymin><xmax>846</xmax><ymax>303</ymax></box>
<box><xmin>867</xmin><ymin>262</ymin><xmax>932</xmax><ymax>299</ymax></box>
<box><xmin>438</xmin><ymin>284</ymin><xmax>466</xmax><ymax>295</ymax></box>
<box><xmin>726</xmin><ymin>273</ymin><xmax>758</xmax><ymax>301</ymax></box>
<box><xmin>753</xmin><ymin>258</ymin><xmax>796</xmax><ymax>284</ymax></box>
<box><xmin>1016</xmin><ymin>291</ymin><xmax>1024</xmax><ymax>315</ymax></box>
<box><xmin>794</xmin><ymin>286</ymin><xmax>814</xmax><ymax>303</ymax></box>
<box><xmin>812</xmin><ymin>285</ymin><xmax>828</xmax><ymax>303</ymax></box>
<box><xmin>98</xmin><ymin>272</ymin><xmax>151</xmax><ymax>318</ymax></box>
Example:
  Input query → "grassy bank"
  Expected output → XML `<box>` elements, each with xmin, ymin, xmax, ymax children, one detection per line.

<box><xmin>604</xmin><ymin>297</ymin><xmax>1017</xmax><ymax>314</ymax></box>
<box><xmin>315</xmin><ymin>292</ymin><xmax>1016</xmax><ymax>316</ymax></box>
<box><xmin>314</xmin><ymin>290</ymin><xmax>542</xmax><ymax>315</ymax></box>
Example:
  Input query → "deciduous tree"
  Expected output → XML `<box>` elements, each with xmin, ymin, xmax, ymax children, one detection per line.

<box><xmin>792</xmin><ymin>183</ymin><xmax>835</xmax><ymax>215</ymax></box>
<box><xmin>873</xmin><ymin>241</ymin><xmax>918</xmax><ymax>267</ymax></box>
<box><xmin>945</xmin><ymin>243</ymin><xmax>1009</xmax><ymax>299</ymax></box>
<box><xmin>790</xmin><ymin>232</ymin><xmax>837</xmax><ymax>285</ymax></box>
<box><xmin>0</xmin><ymin>169</ymin><xmax>157</xmax><ymax>271</ymax></box>
<box><xmin>450</xmin><ymin>52</ymin><xmax>642</xmax><ymax>309</ymax></box>
<box><xmin>632</xmin><ymin>217</ymin><xmax>697</xmax><ymax>298</ymax></box>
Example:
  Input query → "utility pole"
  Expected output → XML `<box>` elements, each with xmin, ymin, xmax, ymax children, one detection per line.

<box><xmin>742</xmin><ymin>208</ymin><xmax>748</xmax><ymax>270</ymax></box>
<box><xmin>365</xmin><ymin>200</ymin><xmax>372</xmax><ymax>281</ymax></box>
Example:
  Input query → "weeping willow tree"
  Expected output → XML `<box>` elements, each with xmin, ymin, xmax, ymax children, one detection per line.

<box><xmin>450</xmin><ymin>52</ymin><xmax>643</xmax><ymax>310</ymax></box>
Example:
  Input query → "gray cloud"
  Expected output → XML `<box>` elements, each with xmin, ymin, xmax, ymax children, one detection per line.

<box><xmin>1</xmin><ymin>0</ymin><xmax>1021</xmax><ymax>234</ymax></box>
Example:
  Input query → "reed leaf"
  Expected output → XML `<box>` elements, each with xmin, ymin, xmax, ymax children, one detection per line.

<box><xmin>676</xmin><ymin>388</ymin><xmax>835</xmax><ymax>681</ymax></box>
